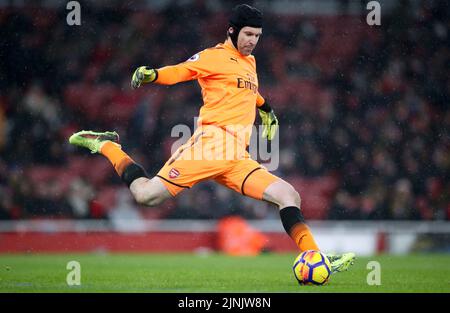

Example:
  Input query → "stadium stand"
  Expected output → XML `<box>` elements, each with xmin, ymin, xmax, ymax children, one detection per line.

<box><xmin>0</xmin><ymin>0</ymin><xmax>448</xmax><ymax>221</ymax></box>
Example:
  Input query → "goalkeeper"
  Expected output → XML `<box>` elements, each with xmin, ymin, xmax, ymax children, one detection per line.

<box><xmin>69</xmin><ymin>4</ymin><xmax>354</xmax><ymax>272</ymax></box>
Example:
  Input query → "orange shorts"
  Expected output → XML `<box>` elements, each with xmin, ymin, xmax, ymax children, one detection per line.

<box><xmin>156</xmin><ymin>125</ymin><xmax>279</xmax><ymax>200</ymax></box>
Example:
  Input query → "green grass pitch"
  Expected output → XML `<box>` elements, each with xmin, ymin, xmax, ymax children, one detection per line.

<box><xmin>0</xmin><ymin>253</ymin><xmax>449</xmax><ymax>292</ymax></box>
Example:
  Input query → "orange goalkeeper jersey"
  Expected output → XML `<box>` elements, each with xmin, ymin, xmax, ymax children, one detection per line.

<box><xmin>154</xmin><ymin>40</ymin><xmax>265</xmax><ymax>146</ymax></box>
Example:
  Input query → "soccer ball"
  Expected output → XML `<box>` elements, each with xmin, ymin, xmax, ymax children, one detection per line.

<box><xmin>292</xmin><ymin>250</ymin><xmax>331</xmax><ymax>285</ymax></box>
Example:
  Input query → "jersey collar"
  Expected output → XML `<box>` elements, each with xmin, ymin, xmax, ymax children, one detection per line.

<box><xmin>221</xmin><ymin>40</ymin><xmax>247</xmax><ymax>58</ymax></box>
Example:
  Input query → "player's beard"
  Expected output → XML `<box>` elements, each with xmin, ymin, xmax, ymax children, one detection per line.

<box><xmin>241</xmin><ymin>45</ymin><xmax>254</xmax><ymax>55</ymax></box>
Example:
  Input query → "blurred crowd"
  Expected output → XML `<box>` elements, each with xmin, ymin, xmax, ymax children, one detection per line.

<box><xmin>0</xmin><ymin>0</ymin><xmax>448</xmax><ymax>221</ymax></box>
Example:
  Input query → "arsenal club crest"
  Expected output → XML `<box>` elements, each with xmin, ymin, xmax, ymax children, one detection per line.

<box><xmin>169</xmin><ymin>168</ymin><xmax>180</xmax><ymax>179</ymax></box>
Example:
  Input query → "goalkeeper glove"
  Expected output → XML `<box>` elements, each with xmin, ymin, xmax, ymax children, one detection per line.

<box><xmin>131</xmin><ymin>66</ymin><xmax>157</xmax><ymax>89</ymax></box>
<box><xmin>258</xmin><ymin>103</ymin><xmax>279</xmax><ymax>141</ymax></box>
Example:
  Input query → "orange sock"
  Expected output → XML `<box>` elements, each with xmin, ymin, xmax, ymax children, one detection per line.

<box><xmin>100</xmin><ymin>141</ymin><xmax>134</xmax><ymax>177</ymax></box>
<box><xmin>289</xmin><ymin>223</ymin><xmax>319</xmax><ymax>252</ymax></box>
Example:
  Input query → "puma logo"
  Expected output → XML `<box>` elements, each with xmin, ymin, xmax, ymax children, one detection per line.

<box><xmin>230</xmin><ymin>57</ymin><xmax>238</xmax><ymax>63</ymax></box>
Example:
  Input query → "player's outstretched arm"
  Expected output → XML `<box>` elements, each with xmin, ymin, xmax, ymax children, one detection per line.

<box><xmin>131</xmin><ymin>50</ymin><xmax>214</xmax><ymax>89</ymax></box>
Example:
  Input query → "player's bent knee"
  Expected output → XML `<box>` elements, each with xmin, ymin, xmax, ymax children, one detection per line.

<box><xmin>264</xmin><ymin>180</ymin><xmax>301</xmax><ymax>208</ymax></box>
<box><xmin>144</xmin><ymin>195</ymin><xmax>165</xmax><ymax>207</ymax></box>
<box><xmin>133</xmin><ymin>188</ymin><xmax>163</xmax><ymax>207</ymax></box>
<box><xmin>130</xmin><ymin>186</ymin><xmax>150</xmax><ymax>205</ymax></box>
<box><xmin>274</xmin><ymin>182</ymin><xmax>300</xmax><ymax>208</ymax></box>
<box><xmin>129</xmin><ymin>178</ymin><xmax>161</xmax><ymax>207</ymax></box>
<box><xmin>290</xmin><ymin>189</ymin><xmax>301</xmax><ymax>205</ymax></box>
<box><xmin>280</xmin><ymin>186</ymin><xmax>301</xmax><ymax>208</ymax></box>
<box><xmin>130</xmin><ymin>177</ymin><xmax>172</xmax><ymax>207</ymax></box>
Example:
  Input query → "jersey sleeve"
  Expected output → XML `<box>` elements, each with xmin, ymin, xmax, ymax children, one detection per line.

<box><xmin>154</xmin><ymin>49</ymin><xmax>216</xmax><ymax>85</ymax></box>
<box><xmin>256</xmin><ymin>92</ymin><xmax>265</xmax><ymax>107</ymax></box>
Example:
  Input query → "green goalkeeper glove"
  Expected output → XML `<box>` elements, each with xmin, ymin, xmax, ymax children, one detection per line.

<box><xmin>258</xmin><ymin>103</ymin><xmax>279</xmax><ymax>141</ymax></box>
<box><xmin>131</xmin><ymin>66</ymin><xmax>157</xmax><ymax>89</ymax></box>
